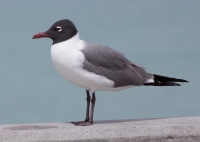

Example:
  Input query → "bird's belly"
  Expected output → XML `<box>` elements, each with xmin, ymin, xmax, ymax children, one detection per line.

<box><xmin>51</xmin><ymin>48</ymin><xmax>114</xmax><ymax>92</ymax></box>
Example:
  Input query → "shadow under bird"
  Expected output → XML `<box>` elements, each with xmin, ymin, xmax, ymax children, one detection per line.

<box><xmin>32</xmin><ymin>19</ymin><xmax>188</xmax><ymax>126</ymax></box>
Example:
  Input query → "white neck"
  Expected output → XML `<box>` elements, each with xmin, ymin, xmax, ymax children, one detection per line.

<box><xmin>52</xmin><ymin>33</ymin><xmax>84</xmax><ymax>50</ymax></box>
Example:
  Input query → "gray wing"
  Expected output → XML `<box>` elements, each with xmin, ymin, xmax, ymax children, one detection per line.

<box><xmin>81</xmin><ymin>42</ymin><xmax>153</xmax><ymax>87</ymax></box>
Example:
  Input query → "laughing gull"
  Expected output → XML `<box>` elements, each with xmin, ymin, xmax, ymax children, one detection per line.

<box><xmin>32</xmin><ymin>19</ymin><xmax>188</xmax><ymax>126</ymax></box>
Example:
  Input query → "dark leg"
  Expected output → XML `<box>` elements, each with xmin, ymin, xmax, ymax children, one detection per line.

<box><xmin>72</xmin><ymin>92</ymin><xmax>96</xmax><ymax>126</ymax></box>
<box><xmin>85</xmin><ymin>90</ymin><xmax>91</xmax><ymax>122</ymax></box>
<box><xmin>71</xmin><ymin>90</ymin><xmax>90</xmax><ymax>125</ymax></box>
<box><xmin>89</xmin><ymin>92</ymin><xmax>96</xmax><ymax>124</ymax></box>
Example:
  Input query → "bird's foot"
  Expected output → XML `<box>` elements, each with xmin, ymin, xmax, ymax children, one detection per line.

<box><xmin>71</xmin><ymin>121</ymin><xmax>93</xmax><ymax>126</ymax></box>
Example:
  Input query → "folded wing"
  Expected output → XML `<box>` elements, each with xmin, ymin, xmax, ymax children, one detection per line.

<box><xmin>81</xmin><ymin>43</ymin><xmax>153</xmax><ymax>87</ymax></box>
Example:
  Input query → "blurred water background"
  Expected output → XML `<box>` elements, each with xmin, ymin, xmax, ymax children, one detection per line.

<box><xmin>0</xmin><ymin>0</ymin><xmax>199</xmax><ymax>124</ymax></box>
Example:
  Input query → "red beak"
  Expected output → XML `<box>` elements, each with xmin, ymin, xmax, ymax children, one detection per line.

<box><xmin>32</xmin><ymin>32</ymin><xmax>51</xmax><ymax>39</ymax></box>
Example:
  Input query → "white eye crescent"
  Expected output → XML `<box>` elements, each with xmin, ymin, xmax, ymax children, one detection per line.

<box><xmin>56</xmin><ymin>26</ymin><xmax>62</xmax><ymax>32</ymax></box>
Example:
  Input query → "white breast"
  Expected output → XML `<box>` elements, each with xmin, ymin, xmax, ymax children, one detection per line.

<box><xmin>50</xmin><ymin>33</ymin><xmax>114</xmax><ymax>92</ymax></box>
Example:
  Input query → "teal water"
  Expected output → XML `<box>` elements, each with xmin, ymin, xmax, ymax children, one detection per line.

<box><xmin>0</xmin><ymin>0</ymin><xmax>199</xmax><ymax>124</ymax></box>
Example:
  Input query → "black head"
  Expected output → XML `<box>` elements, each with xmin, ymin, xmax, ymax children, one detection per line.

<box><xmin>32</xmin><ymin>19</ymin><xmax>78</xmax><ymax>44</ymax></box>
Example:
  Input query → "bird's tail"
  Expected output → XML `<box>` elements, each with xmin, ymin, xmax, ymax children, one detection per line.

<box><xmin>144</xmin><ymin>74</ymin><xmax>188</xmax><ymax>86</ymax></box>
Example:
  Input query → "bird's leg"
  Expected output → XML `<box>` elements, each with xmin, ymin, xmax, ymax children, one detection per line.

<box><xmin>89</xmin><ymin>92</ymin><xmax>96</xmax><ymax>124</ymax></box>
<box><xmin>71</xmin><ymin>90</ymin><xmax>92</xmax><ymax>126</ymax></box>
<box><xmin>73</xmin><ymin>92</ymin><xmax>96</xmax><ymax>126</ymax></box>
<box><xmin>85</xmin><ymin>90</ymin><xmax>91</xmax><ymax>122</ymax></box>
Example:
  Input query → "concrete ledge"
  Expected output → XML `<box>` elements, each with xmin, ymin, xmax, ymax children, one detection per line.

<box><xmin>0</xmin><ymin>117</ymin><xmax>200</xmax><ymax>142</ymax></box>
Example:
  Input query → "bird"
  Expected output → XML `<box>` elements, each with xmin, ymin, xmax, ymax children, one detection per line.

<box><xmin>32</xmin><ymin>19</ymin><xmax>188</xmax><ymax>126</ymax></box>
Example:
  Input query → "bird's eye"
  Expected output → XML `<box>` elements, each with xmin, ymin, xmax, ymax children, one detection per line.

<box><xmin>56</xmin><ymin>26</ymin><xmax>62</xmax><ymax>32</ymax></box>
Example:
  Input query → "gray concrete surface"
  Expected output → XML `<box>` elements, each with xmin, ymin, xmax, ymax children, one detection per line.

<box><xmin>0</xmin><ymin>117</ymin><xmax>200</xmax><ymax>142</ymax></box>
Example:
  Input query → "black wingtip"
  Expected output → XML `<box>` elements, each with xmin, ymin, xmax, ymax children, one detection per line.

<box><xmin>144</xmin><ymin>74</ymin><xmax>188</xmax><ymax>86</ymax></box>
<box><xmin>153</xmin><ymin>74</ymin><xmax>189</xmax><ymax>83</ymax></box>
<box><xmin>175</xmin><ymin>78</ymin><xmax>189</xmax><ymax>83</ymax></box>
